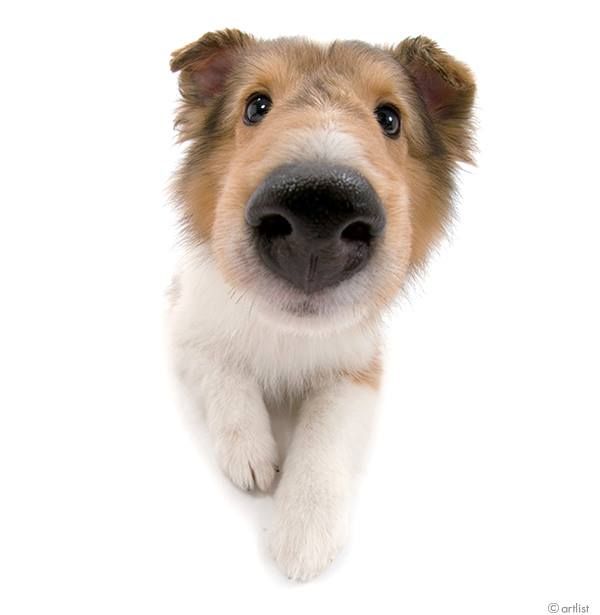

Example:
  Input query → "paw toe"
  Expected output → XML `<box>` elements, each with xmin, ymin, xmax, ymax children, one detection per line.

<box><xmin>216</xmin><ymin>431</ymin><xmax>278</xmax><ymax>492</ymax></box>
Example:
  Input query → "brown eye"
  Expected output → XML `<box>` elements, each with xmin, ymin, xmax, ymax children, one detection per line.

<box><xmin>375</xmin><ymin>104</ymin><xmax>401</xmax><ymax>138</ymax></box>
<box><xmin>244</xmin><ymin>93</ymin><xmax>272</xmax><ymax>125</ymax></box>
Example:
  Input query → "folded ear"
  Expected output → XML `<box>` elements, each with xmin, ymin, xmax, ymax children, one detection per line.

<box><xmin>170</xmin><ymin>29</ymin><xmax>254</xmax><ymax>104</ymax></box>
<box><xmin>394</xmin><ymin>36</ymin><xmax>476</xmax><ymax>162</ymax></box>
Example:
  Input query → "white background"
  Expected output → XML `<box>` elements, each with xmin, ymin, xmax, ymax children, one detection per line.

<box><xmin>1</xmin><ymin>1</ymin><xmax>598</xmax><ymax>614</ymax></box>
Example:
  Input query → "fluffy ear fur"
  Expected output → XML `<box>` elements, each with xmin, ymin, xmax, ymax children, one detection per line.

<box><xmin>170</xmin><ymin>29</ymin><xmax>254</xmax><ymax>104</ymax></box>
<box><xmin>394</xmin><ymin>36</ymin><xmax>476</xmax><ymax>163</ymax></box>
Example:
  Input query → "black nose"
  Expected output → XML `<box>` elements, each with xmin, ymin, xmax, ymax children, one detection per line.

<box><xmin>245</xmin><ymin>163</ymin><xmax>386</xmax><ymax>294</ymax></box>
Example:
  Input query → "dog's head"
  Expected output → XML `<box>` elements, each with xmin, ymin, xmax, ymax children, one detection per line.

<box><xmin>171</xmin><ymin>30</ymin><xmax>475</xmax><ymax>332</ymax></box>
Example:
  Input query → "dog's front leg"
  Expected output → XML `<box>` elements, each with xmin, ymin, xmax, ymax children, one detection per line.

<box><xmin>191</xmin><ymin>364</ymin><xmax>279</xmax><ymax>492</ymax></box>
<box><xmin>269</xmin><ymin>377</ymin><xmax>378</xmax><ymax>581</ymax></box>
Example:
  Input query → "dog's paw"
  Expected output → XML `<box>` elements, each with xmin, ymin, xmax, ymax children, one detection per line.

<box><xmin>214</xmin><ymin>428</ymin><xmax>279</xmax><ymax>492</ymax></box>
<box><xmin>269</xmin><ymin>495</ymin><xmax>348</xmax><ymax>581</ymax></box>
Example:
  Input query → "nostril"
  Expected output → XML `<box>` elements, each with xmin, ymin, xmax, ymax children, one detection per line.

<box><xmin>341</xmin><ymin>220</ymin><xmax>373</xmax><ymax>244</ymax></box>
<box><xmin>258</xmin><ymin>214</ymin><xmax>293</xmax><ymax>240</ymax></box>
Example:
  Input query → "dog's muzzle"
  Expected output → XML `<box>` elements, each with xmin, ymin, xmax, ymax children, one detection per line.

<box><xmin>245</xmin><ymin>163</ymin><xmax>386</xmax><ymax>294</ymax></box>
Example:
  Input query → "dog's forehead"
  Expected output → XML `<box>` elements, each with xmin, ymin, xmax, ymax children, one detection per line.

<box><xmin>239</xmin><ymin>39</ymin><xmax>402</xmax><ymax>97</ymax></box>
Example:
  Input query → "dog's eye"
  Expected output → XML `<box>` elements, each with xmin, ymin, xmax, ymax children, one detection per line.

<box><xmin>375</xmin><ymin>104</ymin><xmax>401</xmax><ymax>138</ymax></box>
<box><xmin>244</xmin><ymin>93</ymin><xmax>272</xmax><ymax>125</ymax></box>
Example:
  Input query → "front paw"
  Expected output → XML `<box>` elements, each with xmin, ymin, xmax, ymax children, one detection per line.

<box><xmin>269</xmin><ymin>491</ymin><xmax>349</xmax><ymax>581</ymax></box>
<box><xmin>214</xmin><ymin>428</ymin><xmax>279</xmax><ymax>492</ymax></box>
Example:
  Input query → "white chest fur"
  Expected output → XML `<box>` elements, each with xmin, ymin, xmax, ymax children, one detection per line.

<box><xmin>168</xmin><ymin>247</ymin><xmax>380</xmax><ymax>396</ymax></box>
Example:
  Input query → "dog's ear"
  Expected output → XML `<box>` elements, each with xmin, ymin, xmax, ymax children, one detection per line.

<box><xmin>393</xmin><ymin>36</ymin><xmax>476</xmax><ymax>162</ymax></box>
<box><xmin>170</xmin><ymin>29</ymin><xmax>254</xmax><ymax>104</ymax></box>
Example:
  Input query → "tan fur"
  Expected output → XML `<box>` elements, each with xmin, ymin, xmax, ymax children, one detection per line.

<box><xmin>345</xmin><ymin>355</ymin><xmax>383</xmax><ymax>390</ymax></box>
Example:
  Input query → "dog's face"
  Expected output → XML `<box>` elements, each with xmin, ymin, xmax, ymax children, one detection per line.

<box><xmin>171</xmin><ymin>30</ymin><xmax>475</xmax><ymax>332</ymax></box>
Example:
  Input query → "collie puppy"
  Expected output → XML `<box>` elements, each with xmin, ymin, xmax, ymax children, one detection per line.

<box><xmin>168</xmin><ymin>29</ymin><xmax>475</xmax><ymax>581</ymax></box>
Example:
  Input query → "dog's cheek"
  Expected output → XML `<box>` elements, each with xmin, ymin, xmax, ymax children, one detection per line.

<box><xmin>405</xmin><ymin>155</ymin><xmax>454</xmax><ymax>269</ymax></box>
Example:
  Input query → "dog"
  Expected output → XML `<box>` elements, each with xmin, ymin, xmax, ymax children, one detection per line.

<box><xmin>167</xmin><ymin>29</ymin><xmax>475</xmax><ymax>581</ymax></box>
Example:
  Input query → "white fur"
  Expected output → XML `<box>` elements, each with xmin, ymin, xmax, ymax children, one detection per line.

<box><xmin>266</xmin><ymin>124</ymin><xmax>387</xmax><ymax>193</ymax></box>
<box><xmin>283</xmin><ymin>125</ymin><xmax>366</xmax><ymax>166</ymax></box>
<box><xmin>270</xmin><ymin>380</ymin><xmax>377</xmax><ymax>580</ymax></box>
<box><xmin>168</xmin><ymin>245</ymin><xmax>381</xmax><ymax>579</ymax></box>
<box><xmin>170</xmin><ymin>245</ymin><xmax>380</xmax><ymax>394</ymax></box>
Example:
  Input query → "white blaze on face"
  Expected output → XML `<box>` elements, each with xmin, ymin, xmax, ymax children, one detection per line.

<box><xmin>281</xmin><ymin>125</ymin><xmax>366</xmax><ymax>167</ymax></box>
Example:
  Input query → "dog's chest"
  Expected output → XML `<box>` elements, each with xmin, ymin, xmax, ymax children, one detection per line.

<box><xmin>223</xmin><ymin>316</ymin><xmax>376</xmax><ymax>389</ymax></box>
<box><xmin>170</xmin><ymin>257</ymin><xmax>379</xmax><ymax>393</ymax></box>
